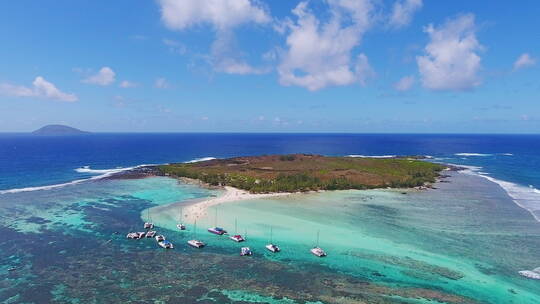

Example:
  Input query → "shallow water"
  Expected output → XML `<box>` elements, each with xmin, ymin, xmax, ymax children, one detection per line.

<box><xmin>152</xmin><ymin>171</ymin><xmax>540</xmax><ymax>303</ymax></box>
<box><xmin>1</xmin><ymin>171</ymin><xmax>539</xmax><ymax>303</ymax></box>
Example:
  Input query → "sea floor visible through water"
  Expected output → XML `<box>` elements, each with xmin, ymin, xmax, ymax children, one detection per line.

<box><xmin>1</xmin><ymin>170</ymin><xmax>539</xmax><ymax>304</ymax></box>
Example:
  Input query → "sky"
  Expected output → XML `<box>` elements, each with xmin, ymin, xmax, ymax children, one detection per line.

<box><xmin>0</xmin><ymin>0</ymin><xmax>538</xmax><ymax>133</ymax></box>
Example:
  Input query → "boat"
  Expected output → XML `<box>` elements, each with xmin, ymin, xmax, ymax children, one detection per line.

<box><xmin>143</xmin><ymin>208</ymin><xmax>154</xmax><ymax>229</ymax></box>
<box><xmin>145</xmin><ymin>230</ymin><xmax>157</xmax><ymax>238</ymax></box>
<box><xmin>310</xmin><ymin>230</ymin><xmax>326</xmax><ymax>257</ymax></box>
<box><xmin>188</xmin><ymin>220</ymin><xmax>205</xmax><ymax>248</ymax></box>
<box><xmin>208</xmin><ymin>207</ymin><xmax>227</xmax><ymax>235</ymax></box>
<box><xmin>155</xmin><ymin>235</ymin><xmax>165</xmax><ymax>242</ymax></box>
<box><xmin>158</xmin><ymin>240</ymin><xmax>174</xmax><ymax>249</ymax></box>
<box><xmin>266</xmin><ymin>244</ymin><xmax>280</xmax><ymax>253</ymax></box>
<box><xmin>240</xmin><ymin>247</ymin><xmax>253</xmax><ymax>256</ymax></box>
<box><xmin>229</xmin><ymin>219</ymin><xmax>245</xmax><ymax>242</ymax></box>
<box><xmin>177</xmin><ymin>207</ymin><xmax>186</xmax><ymax>230</ymax></box>
<box><xmin>265</xmin><ymin>226</ymin><xmax>280</xmax><ymax>253</ymax></box>
<box><xmin>126</xmin><ymin>232</ymin><xmax>145</xmax><ymax>239</ymax></box>
<box><xmin>230</xmin><ymin>234</ymin><xmax>245</xmax><ymax>242</ymax></box>
<box><xmin>310</xmin><ymin>247</ymin><xmax>327</xmax><ymax>257</ymax></box>
<box><xmin>188</xmin><ymin>239</ymin><xmax>205</xmax><ymax>248</ymax></box>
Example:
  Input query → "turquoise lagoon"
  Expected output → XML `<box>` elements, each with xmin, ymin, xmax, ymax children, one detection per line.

<box><xmin>1</xmin><ymin>171</ymin><xmax>539</xmax><ymax>303</ymax></box>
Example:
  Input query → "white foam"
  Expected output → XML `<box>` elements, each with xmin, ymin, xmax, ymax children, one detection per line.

<box><xmin>346</xmin><ymin>155</ymin><xmax>396</xmax><ymax>158</ymax></box>
<box><xmin>519</xmin><ymin>270</ymin><xmax>540</xmax><ymax>280</ymax></box>
<box><xmin>75</xmin><ymin>166</ymin><xmax>129</xmax><ymax>175</ymax></box>
<box><xmin>0</xmin><ymin>164</ymin><xmax>156</xmax><ymax>195</ymax></box>
<box><xmin>457</xmin><ymin>165</ymin><xmax>540</xmax><ymax>222</ymax></box>
<box><xmin>500</xmin><ymin>153</ymin><xmax>514</xmax><ymax>156</ymax></box>
<box><xmin>184</xmin><ymin>157</ymin><xmax>216</xmax><ymax>163</ymax></box>
<box><xmin>454</xmin><ymin>153</ymin><xmax>492</xmax><ymax>157</ymax></box>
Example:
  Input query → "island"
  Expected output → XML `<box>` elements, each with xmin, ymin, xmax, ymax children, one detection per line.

<box><xmin>158</xmin><ymin>154</ymin><xmax>446</xmax><ymax>193</ymax></box>
<box><xmin>32</xmin><ymin>124</ymin><xmax>89</xmax><ymax>135</ymax></box>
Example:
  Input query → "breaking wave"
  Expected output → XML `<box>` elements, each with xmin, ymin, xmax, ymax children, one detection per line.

<box><xmin>458</xmin><ymin>165</ymin><xmax>540</xmax><ymax>222</ymax></box>
<box><xmin>346</xmin><ymin>155</ymin><xmax>396</xmax><ymax>158</ymax></box>
<box><xmin>454</xmin><ymin>153</ymin><xmax>492</xmax><ymax>157</ymax></box>
<box><xmin>0</xmin><ymin>164</ymin><xmax>155</xmax><ymax>195</ymax></box>
<box><xmin>184</xmin><ymin>157</ymin><xmax>216</xmax><ymax>163</ymax></box>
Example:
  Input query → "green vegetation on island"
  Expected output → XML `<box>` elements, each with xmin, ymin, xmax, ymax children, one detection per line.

<box><xmin>158</xmin><ymin>154</ymin><xmax>446</xmax><ymax>193</ymax></box>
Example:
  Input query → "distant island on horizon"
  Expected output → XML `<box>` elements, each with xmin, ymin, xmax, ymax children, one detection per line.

<box><xmin>32</xmin><ymin>124</ymin><xmax>89</xmax><ymax>135</ymax></box>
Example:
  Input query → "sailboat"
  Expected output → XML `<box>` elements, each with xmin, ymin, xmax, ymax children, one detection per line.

<box><xmin>310</xmin><ymin>230</ymin><xmax>326</xmax><ymax>257</ymax></box>
<box><xmin>208</xmin><ymin>207</ymin><xmax>227</xmax><ymax>235</ymax></box>
<box><xmin>176</xmin><ymin>207</ymin><xmax>186</xmax><ymax>230</ymax></box>
<box><xmin>188</xmin><ymin>220</ymin><xmax>205</xmax><ymax>248</ymax></box>
<box><xmin>229</xmin><ymin>219</ymin><xmax>245</xmax><ymax>242</ymax></box>
<box><xmin>143</xmin><ymin>208</ymin><xmax>154</xmax><ymax>229</ymax></box>
<box><xmin>265</xmin><ymin>226</ymin><xmax>280</xmax><ymax>253</ymax></box>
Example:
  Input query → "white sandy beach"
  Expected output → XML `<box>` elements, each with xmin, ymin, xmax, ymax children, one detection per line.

<box><xmin>182</xmin><ymin>186</ymin><xmax>291</xmax><ymax>222</ymax></box>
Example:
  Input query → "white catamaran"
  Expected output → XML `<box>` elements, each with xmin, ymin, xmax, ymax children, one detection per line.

<box><xmin>176</xmin><ymin>207</ymin><xmax>186</xmax><ymax>230</ymax></box>
<box><xmin>265</xmin><ymin>226</ymin><xmax>280</xmax><ymax>253</ymax></box>
<box><xmin>310</xmin><ymin>230</ymin><xmax>326</xmax><ymax>257</ymax></box>
<box><xmin>229</xmin><ymin>219</ymin><xmax>245</xmax><ymax>242</ymax></box>
<box><xmin>188</xmin><ymin>220</ymin><xmax>206</xmax><ymax>248</ymax></box>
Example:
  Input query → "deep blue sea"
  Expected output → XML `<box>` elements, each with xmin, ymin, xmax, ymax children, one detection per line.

<box><xmin>1</xmin><ymin>133</ymin><xmax>540</xmax><ymax>303</ymax></box>
<box><xmin>1</xmin><ymin>133</ymin><xmax>539</xmax><ymax>197</ymax></box>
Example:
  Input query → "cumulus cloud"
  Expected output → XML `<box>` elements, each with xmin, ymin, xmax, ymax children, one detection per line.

<box><xmin>0</xmin><ymin>76</ymin><xmax>78</xmax><ymax>102</ymax></box>
<box><xmin>513</xmin><ymin>53</ymin><xmax>536</xmax><ymax>71</ymax></box>
<box><xmin>389</xmin><ymin>0</ymin><xmax>422</xmax><ymax>28</ymax></box>
<box><xmin>119</xmin><ymin>80</ymin><xmax>138</xmax><ymax>88</ymax></box>
<box><xmin>277</xmin><ymin>0</ymin><xmax>375</xmax><ymax>91</ymax></box>
<box><xmin>157</xmin><ymin>0</ymin><xmax>270</xmax><ymax>75</ymax></box>
<box><xmin>158</xmin><ymin>0</ymin><xmax>269</xmax><ymax>30</ymax></box>
<box><xmin>416</xmin><ymin>14</ymin><xmax>482</xmax><ymax>91</ymax></box>
<box><xmin>82</xmin><ymin>67</ymin><xmax>116</xmax><ymax>86</ymax></box>
<box><xmin>394</xmin><ymin>75</ymin><xmax>415</xmax><ymax>91</ymax></box>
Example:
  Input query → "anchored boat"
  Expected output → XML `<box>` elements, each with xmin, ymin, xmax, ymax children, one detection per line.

<box><xmin>145</xmin><ymin>230</ymin><xmax>157</xmax><ymax>238</ymax></box>
<box><xmin>158</xmin><ymin>240</ymin><xmax>174</xmax><ymax>249</ymax></box>
<box><xmin>188</xmin><ymin>220</ymin><xmax>206</xmax><ymax>248</ymax></box>
<box><xmin>240</xmin><ymin>247</ymin><xmax>253</xmax><ymax>256</ymax></box>
<box><xmin>155</xmin><ymin>235</ymin><xmax>165</xmax><ymax>242</ymax></box>
<box><xmin>126</xmin><ymin>232</ymin><xmax>145</xmax><ymax>239</ymax></box>
<box><xmin>229</xmin><ymin>219</ymin><xmax>245</xmax><ymax>242</ymax></box>
<box><xmin>176</xmin><ymin>207</ymin><xmax>186</xmax><ymax>230</ymax></box>
<box><xmin>143</xmin><ymin>208</ymin><xmax>154</xmax><ymax>229</ymax></box>
<box><xmin>208</xmin><ymin>207</ymin><xmax>227</xmax><ymax>235</ymax></box>
<box><xmin>265</xmin><ymin>227</ymin><xmax>280</xmax><ymax>253</ymax></box>
<box><xmin>310</xmin><ymin>230</ymin><xmax>326</xmax><ymax>257</ymax></box>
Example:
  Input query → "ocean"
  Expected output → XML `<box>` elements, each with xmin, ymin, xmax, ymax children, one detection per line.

<box><xmin>0</xmin><ymin>133</ymin><xmax>539</xmax><ymax>303</ymax></box>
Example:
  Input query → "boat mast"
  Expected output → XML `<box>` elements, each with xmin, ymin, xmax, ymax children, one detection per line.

<box><xmin>194</xmin><ymin>220</ymin><xmax>197</xmax><ymax>237</ymax></box>
<box><xmin>270</xmin><ymin>226</ymin><xmax>273</xmax><ymax>243</ymax></box>
<box><xmin>316</xmin><ymin>230</ymin><xmax>320</xmax><ymax>247</ymax></box>
<box><xmin>235</xmin><ymin>218</ymin><xmax>238</xmax><ymax>234</ymax></box>
<box><xmin>215</xmin><ymin>207</ymin><xmax>218</xmax><ymax>227</ymax></box>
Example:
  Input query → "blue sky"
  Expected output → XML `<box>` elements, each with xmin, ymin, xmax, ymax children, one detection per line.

<box><xmin>0</xmin><ymin>0</ymin><xmax>538</xmax><ymax>133</ymax></box>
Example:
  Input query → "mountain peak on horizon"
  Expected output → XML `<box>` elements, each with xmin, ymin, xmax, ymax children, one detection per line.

<box><xmin>32</xmin><ymin>124</ymin><xmax>89</xmax><ymax>135</ymax></box>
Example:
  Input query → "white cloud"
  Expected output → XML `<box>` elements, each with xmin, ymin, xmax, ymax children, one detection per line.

<box><xmin>0</xmin><ymin>76</ymin><xmax>77</xmax><ymax>102</ymax></box>
<box><xmin>389</xmin><ymin>0</ymin><xmax>422</xmax><ymax>28</ymax></box>
<box><xmin>513</xmin><ymin>53</ymin><xmax>536</xmax><ymax>71</ymax></box>
<box><xmin>394</xmin><ymin>75</ymin><xmax>415</xmax><ymax>91</ymax></box>
<box><xmin>82</xmin><ymin>67</ymin><xmax>116</xmax><ymax>86</ymax></box>
<box><xmin>158</xmin><ymin>0</ymin><xmax>269</xmax><ymax>31</ymax></box>
<box><xmin>277</xmin><ymin>0</ymin><xmax>375</xmax><ymax>91</ymax></box>
<box><xmin>157</xmin><ymin>0</ymin><xmax>271</xmax><ymax>75</ymax></box>
<box><xmin>119</xmin><ymin>80</ymin><xmax>138</xmax><ymax>88</ymax></box>
<box><xmin>154</xmin><ymin>77</ymin><xmax>170</xmax><ymax>89</ymax></box>
<box><xmin>416</xmin><ymin>14</ymin><xmax>482</xmax><ymax>91</ymax></box>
